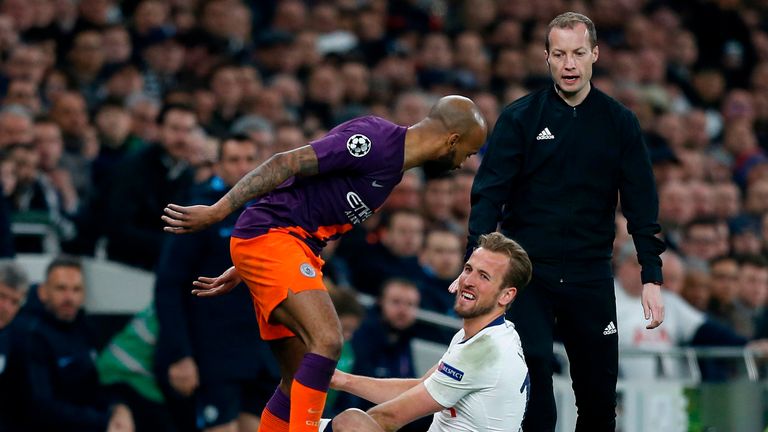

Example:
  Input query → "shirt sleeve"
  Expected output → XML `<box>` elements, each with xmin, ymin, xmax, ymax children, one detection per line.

<box><xmin>423</xmin><ymin>341</ymin><xmax>497</xmax><ymax>408</ymax></box>
<box><xmin>467</xmin><ymin>108</ymin><xmax>524</xmax><ymax>259</ymax></box>
<box><xmin>618</xmin><ymin>112</ymin><xmax>666</xmax><ymax>284</ymax></box>
<box><xmin>311</xmin><ymin>119</ymin><xmax>385</xmax><ymax>175</ymax></box>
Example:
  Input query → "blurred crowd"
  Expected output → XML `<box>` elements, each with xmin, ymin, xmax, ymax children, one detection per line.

<box><xmin>0</xmin><ymin>0</ymin><xmax>768</xmax><ymax>430</ymax></box>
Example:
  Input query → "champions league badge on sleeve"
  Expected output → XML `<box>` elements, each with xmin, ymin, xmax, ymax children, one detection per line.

<box><xmin>346</xmin><ymin>134</ymin><xmax>372</xmax><ymax>157</ymax></box>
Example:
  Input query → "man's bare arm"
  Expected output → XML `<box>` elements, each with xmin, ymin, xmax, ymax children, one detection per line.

<box><xmin>331</xmin><ymin>365</ymin><xmax>438</xmax><ymax>405</ymax></box>
<box><xmin>163</xmin><ymin>146</ymin><xmax>318</xmax><ymax>234</ymax></box>
<box><xmin>222</xmin><ymin>145</ymin><xmax>318</xmax><ymax>212</ymax></box>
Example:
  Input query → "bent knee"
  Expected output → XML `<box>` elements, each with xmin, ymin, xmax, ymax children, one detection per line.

<box><xmin>333</xmin><ymin>409</ymin><xmax>378</xmax><ymax>431</ymax></box>
<box><xmin>309</xmin><ymin>328</ymin><xmax>343</xmax><ymax>359</ymax></box>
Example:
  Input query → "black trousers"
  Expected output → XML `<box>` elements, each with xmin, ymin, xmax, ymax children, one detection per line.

<box><xmin>509</xmin><ymin>272</ymin><xmax>618</xmax><ymax>432</ymax></box>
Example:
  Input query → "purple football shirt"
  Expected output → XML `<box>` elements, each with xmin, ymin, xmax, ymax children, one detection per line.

<box><xmin>231</xmin><ymin>116</ymin><xmax>407</xmax><ymax>254</ymax></box>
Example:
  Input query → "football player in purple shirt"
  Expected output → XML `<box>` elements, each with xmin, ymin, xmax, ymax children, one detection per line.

<box><xmin>162</xmin><ymin>95</ymin><xmax>487</xmax><ymax>432</ymax></box>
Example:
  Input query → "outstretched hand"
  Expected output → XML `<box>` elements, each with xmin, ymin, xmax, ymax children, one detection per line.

<box><xmin>162</xmin><ymin>203</ymin><xmax>224</xmax><ymax>234</ymax></box>
<box><xmin>191</xmin><ymin>266</ymin><xmax>242</xmax><ymax>297</ymax></box>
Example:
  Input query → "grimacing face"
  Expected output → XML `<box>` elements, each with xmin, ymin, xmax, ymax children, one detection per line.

<box><xmin>546</xmin><ymin>23</ymin><xmax>598</xmax><ymax>102</ymax></box>
<box><xmin>454</xmin><ymin>248</ymin><xmax>515</xmax><ymax>319</ymax></box>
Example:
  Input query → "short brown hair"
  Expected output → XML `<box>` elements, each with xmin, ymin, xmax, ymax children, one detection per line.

<box><xmin>477</xmin><ymin>233</ymin><xmax>532</xmax><ymax>291</ymax></box>
<box><xmin>546</xmin><ymin>12</ymin><xmax>597</xmax><ymax>51</ymax></box>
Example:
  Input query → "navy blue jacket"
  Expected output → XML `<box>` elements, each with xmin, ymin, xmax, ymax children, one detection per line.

<box><xmin>16</xmin><ymin>302</ymin><xmax>111</xmax><ymax>432</ymax></box>
<box><xmin>154</xmin><ymin>177</ymin><xmax>279</xmax><ymax>385</ymax></box>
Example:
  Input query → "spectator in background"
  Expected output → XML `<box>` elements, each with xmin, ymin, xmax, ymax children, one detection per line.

<box><xmin>155</xmin><ymin>135</ymin><xmax>280</xmax><ymax>432</ymax></box>
<box><xmin>126</xmin><ymin>93</ymin><xmax>161</xmax><ymax>147</ymax></box>
<box><xmin>681</xmin><ymin>270</ymin><xmax>712</xmax><ymax>312</ymax></box>
<box><xmin>206</xmin><ymin>63</ymin><xmax>245</xmax><ymax>138</ymax></box>
<box><xmin>417</xmin><ymin>228</ymin><xmax>464</xmax><ymax>316</ymax></box>
<box><xmin>744</xmin><ymin>179</ymin><xmax>768</xmax><ymax>218</ymax></box>
<box><xmin>392</xmin><ymin>92</ymin><xmax>432</xmax><ymax>127</ymax></box>
<box><xmin>0</xmin><ymin>260</ymin><xmax>28</xmax><ymax>429</ymax></box>
<box><xmin>105</xmin><ymin>103</ymin><xmax>196</xmax><ymax>269</ymax></box>
<box><xmin>3</xmin><ymin>78</ymin><xmax>42</xmax><ymax>115</ymax></box>
<box><xmin>230</xmin><ymin>115</ymin><xmax>275</xmax><ymax>165</ymax></box>
<box><xmin>33</xmin><ymin>118</ymin><xmax>80</xmax><ymax>215</ymax></box>
<box><xmin>66</xmin><ymin>30</ymin><xmax>105</xmax><ymax>110</ymax></box>
<box><xmin>273</xmin><ymin>122</ymin><xmax>306</xmax><ymax>153</ymax></box>
<box><xmin>382</xmin><ymin>168</ymin><xmax>423</xmax><ymax>211</ymax></box>
<box><xmin>2</xmin><ymin>45</ymin><xmax>46</xmax><ymax>85</ymax></box>
<box><xmin>7</xmin><ymin>142</ymin><xmax>76</xmax><ymax>252</ymax></box>
<box><xmin>730</xmin><ymin>217</ymin><xmax>764</xmax><ymax>255</ymax></box>
<box><xmin>708</xmin><ymin>256</ymin><xmax>741</xmax><ymax>325</ymax></box>
<box><xmin>712</xmin><ymin>181</ymin><xmax>742</xmax><ymax>220</ymax></box>
<box><xmin>49</xmin><ymin>91</ymin><xmax>91</xmax><ymax>157</ymax></box>
<box><xmin>102</xmin><ymin>24</ymin><xmax>132</xmax><ymax>67</ymax></box>
<box><xmin>661</xmin><ymin>251</ymin><xmax>686</xmax><ymax>295</ymax></box>
<box><xmin>614</xmin><ymin>246</ymin><xmax>760</xmax><ymax>381</ymax></box>
<box><xmin>347</xmin><ymin>209</ymin><xmax>425</xmax><ymax>296</ymax></box>
<box><xmin>140</xmin><ymin>29</ymin><xmax>185</xmax><ymax>100</ymax></box>
<box><xmin>16</xmin><ymin>255</ymin><xmax>134</xmax><ymax>431</ymax></box>
<box><xmin>421</xmin><ymin>171</ymin><xmax>460</xmax><ymax>232</ymax></box>
<box><xmin>0</xmin><ymin>104</ymin><xmax>33</xmax><ymax>148</ymax></box>
<box><xmin>658</xmin><ymin>180</ymin><xmax>695</xmax><ymax>249</ymax></box>
<box><xmin>679</xmin><ymin>217</ymin><xmax>723</xmax><ymax>268</ymax></box>
<box><xmin>731</xmin><ymin>255</ymin><xmax>768</xmax><ymax>339</ymax></box>
<box><xmin>102</xmin><ymin>63</ymin><xmax>144</xmax><ymax>101</ymax></box>
<box><xmin>345</xmin><ymin>278</ymin><xmax>432</xmax><ymax>432</ymax></box>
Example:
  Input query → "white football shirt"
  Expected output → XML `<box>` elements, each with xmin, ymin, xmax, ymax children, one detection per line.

<box><xmin>423</xmin><ymin>315</ymin><xmax>529</xmax><ymax>432</ymax></box>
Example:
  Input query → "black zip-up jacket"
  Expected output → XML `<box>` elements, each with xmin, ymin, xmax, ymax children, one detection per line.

<box><xmin>154</xmin><ymin>176</ymin><xmax>279</xmax><ymax>385</ymax></box>
<box><xmin>468</xmin><ymin>85</ymin><xmax>665</xmax><ymax>284</ymax></box>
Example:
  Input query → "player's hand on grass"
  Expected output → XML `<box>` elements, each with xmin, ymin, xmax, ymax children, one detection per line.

<box><xmin>191</xmin><ymin>266</ymin><xmax>241</xmax><ymax>297</ymax></box>
<box><xmin>162</xmin><ymin>203</ymin><xmax>224</xmax><ymax>234</ymax></box>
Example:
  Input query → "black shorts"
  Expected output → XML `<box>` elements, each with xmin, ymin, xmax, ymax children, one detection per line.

<box><xmin>195</xmin><ymin>379</ymin><xmax>274</xmax><ymax>429</ymax></box>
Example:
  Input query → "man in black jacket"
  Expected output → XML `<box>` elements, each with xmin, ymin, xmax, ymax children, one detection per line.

<box><xmin>105</xmin><ymin>103</ymin><xmax>196</xmax><ymax>269</ymax></box>
<box><xmin>465</xmin><ymin>12</ymin><xmax>665</xmax><ymax>432</ymax></box>
<box><xmin>16</xmin><ymin>255</ymin><xmax>133</xmax><ymax>432</ymax></box>
<box><xmin>155</xmin><ymin>135</ymin><xmax>280</xmax><ymax>431</ymax></box>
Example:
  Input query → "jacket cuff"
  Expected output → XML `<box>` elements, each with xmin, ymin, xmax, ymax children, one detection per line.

<box><xmin>640</xmin><ymin>267</ymin><xmax>663</xmax><ymax>285</ymax></box>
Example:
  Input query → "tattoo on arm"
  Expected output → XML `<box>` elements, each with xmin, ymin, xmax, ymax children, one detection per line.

<box><xmin>223</xmin><ymin>145</ymin><xmax>319</xmax><ymax>212</ymax></box>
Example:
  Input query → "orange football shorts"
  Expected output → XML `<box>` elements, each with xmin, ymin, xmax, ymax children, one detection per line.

<box><xmin>230</xmin><ymin>229</ymin><xmax>326</xmax><ymax>340</ymax></box>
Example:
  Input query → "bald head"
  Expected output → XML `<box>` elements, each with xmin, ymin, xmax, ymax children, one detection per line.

<box><xmin>405</xmin><ymin>95</ymin><xmax>488</xmax><ymax>172</ymax></box>
<box><xmin>428</xmin><ymin>95</ymin><xmax>487</xmax><ymax>139</ymax></box>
